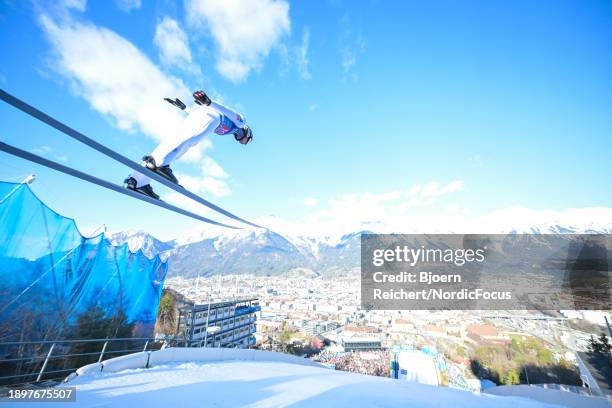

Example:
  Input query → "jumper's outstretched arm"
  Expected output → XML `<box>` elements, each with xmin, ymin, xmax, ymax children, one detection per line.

<box><xmin>209</xmin><ymin>100</ymin><xmax>246</xmax><ymax>127</ymax></box>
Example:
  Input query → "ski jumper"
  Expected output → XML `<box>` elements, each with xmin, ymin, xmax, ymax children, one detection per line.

<box><xmin>132</xmin><ymin>100</ymin><xmax>246</xmax><ymax>188</ymax></box>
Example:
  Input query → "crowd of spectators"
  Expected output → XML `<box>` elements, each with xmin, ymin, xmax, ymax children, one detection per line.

<box><xmin>314</xmin><ymin>350</ymin><xmax>390</xmax><ymax>377</ymax></box>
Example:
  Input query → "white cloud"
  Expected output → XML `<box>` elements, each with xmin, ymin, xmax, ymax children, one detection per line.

<box><xmin>255</xmin><ymin>181</ymin><xmax>612</xmax><ymax>242</ymax></box>
<box><xmin>201</xmin><ymin>156</ymin><xmax>228</xmax><ymax>180</ymax></box>
<box><xmin>295</xmin><ymin>28</ymin><xmax>311</xmax><ymax>80</ymax></box>
<box><xmin>303</xmin><ymin>197</ymin><xmax>318</xmax><ymax>207</ymax></box>
<box><xmin>164</xmin><ymin>156</ymin><xmax>231</xmax><ymax>207</ymax></box>
<box><xmin>115</xmin><ymin>0</ymin><xmax>141</xmax><ymax>13</ymax></box>
<box><xmin>172</xmin><ymin>174</ymin><xmax>230</xmax><ymax>198</ymax></box>
<box><xmin>413</xmin><ymin>180</ymin><xmax>464</xmax><ymax>200</ymax></box>
<box><xmin>154</xmin><ymin>17</ymin><xmax>200</xmax><ymax>75</ymax></box>
<box><xmin>39</xmin><ymin>15</ymin><xmax>189</xmax><ymax>144</ymax></box>
<box><xmin>185</xmin><ymin>0</ymin><xmax>290</xmax><ymax>82</ymax></box>
<box><xmin>339</xmin><ymin>36</ymin><xmax>366</xmax><ymax>76</ymax></box>
<box><xmin>61</xmin><ymin>0</ymin><xmax>87</xmax><ymax>12</ymax></box>
<box><xmin>260</xmin><ymin>205</ymin><xmax>612</xmax><ymax>244</ymax></box>
<box><xmin>32</xmin><ymin>145</ymin><xmax>69</xmax><ymax>163</ymax></box>
<box><xmin>304</xmin><ymin>180</ymin><xmax>464</xmax><ymax>233</ymax></box>
<box><xmin>277</xmin><ymin>27</ymin><xmax>312</xmax><ymax>80</ymax></box>
<box><xmin>338</xmin><ymin>14</ymin><xmax>366</xmax><ymax>80</ymax></box>
<box><xmin>476</xmin><ymin>207</ymin><xmax>612</xmax><ymax>234</ymax></box>
<box><xmin>468</xmin><ymin>154</ymin><xmax>484</xmax><ymax>167</ymax></box>
<box><xmin>162</xmin><ymin>192</ymin><xmax>213</xmax><ymax>215</ymax></box>
<box><xmin>198</xmin><ymin>176</ymin><xmax>231</xmax><ymax>197</ymax></box>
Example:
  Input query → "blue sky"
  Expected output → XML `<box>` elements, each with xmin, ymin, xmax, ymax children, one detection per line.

<box><xmin>0</xmin><ymin>0</ymin><xmax>611</xmax><ymax>240</ymax></box>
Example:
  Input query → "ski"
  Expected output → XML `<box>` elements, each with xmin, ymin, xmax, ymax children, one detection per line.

<box><xmin>164</xmin><ymin>97</ymin><xmax>186</xmax><ymax>110</ymax></box>
<box><xmin>0</xmin><ymin>89</ymin><xmax>262</xmax><ymax>229</ymax></box>
<box><xmin>0</xmin><ymin>141</ymin><xmax>241</xmax><ymax>229</ymax></box>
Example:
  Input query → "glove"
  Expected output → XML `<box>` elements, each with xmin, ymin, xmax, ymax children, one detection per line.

<box><xmin>193</xmin><ymin>90</ymin><xmax>212</xmax><ymax>106</ymax></box>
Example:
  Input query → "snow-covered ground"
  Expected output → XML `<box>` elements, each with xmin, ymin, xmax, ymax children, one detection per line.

<box><xmin>42</xmin><ymin>360</ymin><xmax>567</xmax><ymax>408</ymax></box>
<box><xmin>396</xmin><ymin>350</ymin><xmax>439</xmax><ymax>386</ymax></box>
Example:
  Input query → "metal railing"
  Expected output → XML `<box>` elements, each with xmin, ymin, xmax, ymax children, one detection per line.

<box><xmin>0</xmin><ymin>337</ymin><xmax>167</xmax><ymax>388</ymax></box>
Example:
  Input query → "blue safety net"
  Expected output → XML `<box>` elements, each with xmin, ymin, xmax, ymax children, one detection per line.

<box><xmin>0</xmin><ymin>181</ymin><xmax>168</xmax><ymax>341</ymax></box>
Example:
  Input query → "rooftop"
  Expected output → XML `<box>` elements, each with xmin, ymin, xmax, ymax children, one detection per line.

<box><xmin>467</xmin><ymin>324</ymin><xmax>499</xmax><ymax>337</ymax></box>
<box><xmin>181</xmin><ymin>297</ymin><xmax>259</xmax><ymax>312</ymax></box>
<box><xmin>426</xmin><ymin>325</ymin><xmax>446</xmax><ymax>333</ymax></box>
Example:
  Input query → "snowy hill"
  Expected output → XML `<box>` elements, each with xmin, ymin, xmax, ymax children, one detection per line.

<box><xmin>30</xmin><ymin>346</ymin><xmax>605</xmax><ymax>408</ymax></box>
<box><xmin>52</xmin><ymin>357</ymin><xmax>588</xmax><ymax>408</ymax></box>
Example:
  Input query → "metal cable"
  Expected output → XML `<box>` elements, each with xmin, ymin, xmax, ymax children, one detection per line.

<box><xmin>0</xmin><ymin>89</ymin><xmax>262</xmax><ymax>229</ymax></box>
<box><xmin>0</xmin><ymin>142</ymin><xmax>240</xmax><ymax>229</ymax></box>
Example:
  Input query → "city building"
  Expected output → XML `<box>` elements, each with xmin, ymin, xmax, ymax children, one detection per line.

<box><xmin>257</xmin><ymin>318</ymin><xmax>283</xmax><ymax>332</ymax></box>
<box><xmin>426</xmin><ymin>325</ymin><xmax>447</xmax><ymax>338</ymax></box>
<box><xmin>177</xmin><ymin>298</ymin><xmax>260</xmax><ymax>348</ymax></box>
<box><xmin>466</xmin><ymin>324</ymin><xmax>509</xmax><ymax>345</ymax></box>
<box><xmin>392</xmin><ymin>319</ymin><xmax>414</xmax><ymax>333</ymax></box>
<box><xmin>343</xmin><ymin>325</ymin><xmax>380</xmax><ymax>334</ymax></box>
<box><xmin>342</xmin><ymin>337</ymin><xmax>383</xmax><ymax>352</ymax></box>
<box><xmin>304</xmin><ymin>320</ymin><xmax>340</xmax><ymax>336</ymax></box>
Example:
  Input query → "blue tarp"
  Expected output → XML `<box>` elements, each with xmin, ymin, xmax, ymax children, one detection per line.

<box><xmin>0</xmin><ymin>181</ymin><xmax>168</xmax><ymax>340</ymax></box>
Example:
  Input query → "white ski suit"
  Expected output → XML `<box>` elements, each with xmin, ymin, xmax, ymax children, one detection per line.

<box><xmin>132</xmin><ymin>100</ymin><xmax>246</xmax><ymax>187</ymax></box>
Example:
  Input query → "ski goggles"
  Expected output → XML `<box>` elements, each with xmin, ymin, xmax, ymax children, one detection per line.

<box><xmin>234</xmin><ymin>126</ymin><xmax>253</xmax><ymax>145</ymax></box>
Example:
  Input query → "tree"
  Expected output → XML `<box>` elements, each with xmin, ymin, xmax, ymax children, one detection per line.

<box><xmin>502</xmin><ymin>368</ymin><xmax>521</xmax><ymax>385</ymax></box>
<box><xmin>588</xmin><ymin>335</ymin><xmax>601</xmax><ymax>354</ymax></box>
<box><xmin>588</xmin><ymin>334</ymin><xmax>611</xmax><ymax>357</ymax></box>
<box><xmin>536</xmin><ymin>348</ymin><xmax>553</xmax><ymax>365</ymax></box>
<box><xmin>597</xmin><ymin>334</ymin><xmax>611</xmax><ymax>356</ymax></box>
<box><xmin>68</xmin><ymin>306</ymin><xmax>134</xmax><ymax>368</ymax></box>
<box><xmin>155</xmin><ymin>291</ymin><xmax>177</xmax><ymax>335</ymax></box>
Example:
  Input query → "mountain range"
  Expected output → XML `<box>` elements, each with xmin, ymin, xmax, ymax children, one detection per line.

<box><xmin>109</xmin><ymin>217</ymin><xmax>612</xmax><ymax>278</ymax></box>
<box><xmin>109</xmin><ymin>228</ymin><xmax>364</xmax><ymax>277</ymax></box>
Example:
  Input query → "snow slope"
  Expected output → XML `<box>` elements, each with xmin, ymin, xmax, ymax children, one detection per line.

<box><xmin>45</xmin><ymin>360</ymin><xmax>565</xmax><ymax>408</ymax></box>
<box><xmin>396</xmin><ymin>351</ymin><xmax>439</xmax><ymax>386</ymax></box>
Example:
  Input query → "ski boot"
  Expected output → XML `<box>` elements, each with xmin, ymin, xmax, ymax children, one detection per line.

<box><xmin>124</xmin><ymin>177</ymin><xmax>160</xmax><ymax>200</ymax></box>
<box><xmin>142</xmin><ymin>155</ymin><xmax>179</xmax><ymax>185</ymax></box>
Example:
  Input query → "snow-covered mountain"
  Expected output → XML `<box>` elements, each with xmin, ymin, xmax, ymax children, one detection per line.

<box><xmin>105</xmin><ymin>227</ymin><xmax>363</xmax><ymax>277</ymax></box>
<box><xmin>108</xmin><ymin>230</ymin><xmax>173</xmax><ymax>259</ymax></box>
<box><xmin>110</xmin><ymin>213</ymin><xmax>612</xmax><ymax>277</ymax></box>
<box><xmin>165</xmin><ymin>228</ymin><xmax>362</xmax><ymax>278</ymax></box>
